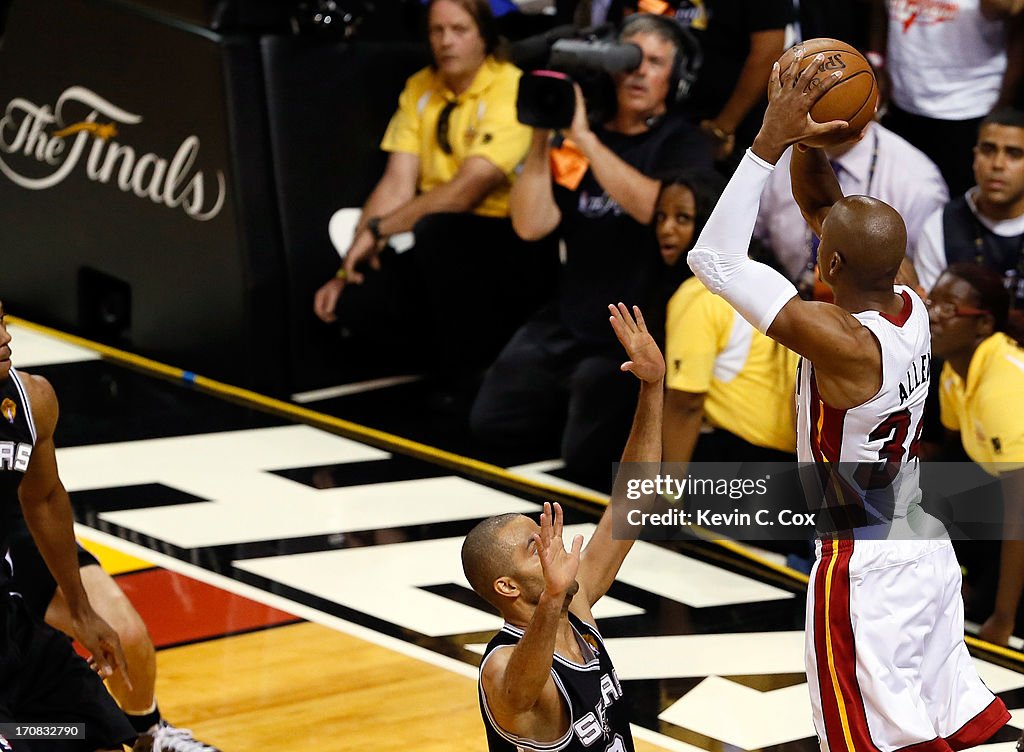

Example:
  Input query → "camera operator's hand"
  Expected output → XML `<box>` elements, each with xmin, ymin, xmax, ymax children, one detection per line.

<box><xmin>568</xmin><ymin>84</ymin><xmax>597</xmax><ymax>151</ymax></box>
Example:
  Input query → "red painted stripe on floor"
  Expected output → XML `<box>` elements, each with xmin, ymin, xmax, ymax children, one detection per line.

<box><xmin>114</xmin><ymin>568</ymin><xmax>299</xmax><ymax>648</ymax></box>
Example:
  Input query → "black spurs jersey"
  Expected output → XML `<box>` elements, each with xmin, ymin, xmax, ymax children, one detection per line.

<box><xmin>0</xmin><ymin>367</ymin><xmax>37</xmax><ymax>587</ymax></box>
<box><xmin>478</xmin><ymin>612</ymin><xmax>634</xmax><ymax>752</ymax></box>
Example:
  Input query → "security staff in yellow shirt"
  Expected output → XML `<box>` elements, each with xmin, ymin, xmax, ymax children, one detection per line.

<box><xmin>313</xmin><ymin>0</ymin><xmax>556</xmax><ymax>371</ymax></box>
<box><xmin>931</xmin><ymin>261</ymin><xmax>1024</xmax><ymax>647</ymax></box>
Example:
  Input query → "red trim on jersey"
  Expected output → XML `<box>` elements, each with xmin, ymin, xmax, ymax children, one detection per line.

<box><xmin>880</xmin><ymin>290</ymin><xmax>913</xmax><ymax>327</ymax></box>
<box><xmin>946</xmin><ymin>697</ymin><xmax>1010</xmax><ymax>750</ymax></box>
<box><xmin>809</xmin><ymin>371</ymin><xmax>848</xmax><ymax>463</ymax></box>
<box><xmin>819</xmin><ymin>401</ymin><xmax>847</xmax><ymax>464</ymax></box>
<box><xmin>814</xmin><ymin>538</ymin><xmax>882</xmax><ymax>752</ymax></box>
<box><xmin>809</xmin><ymin>379</ymin><xmax>824</xmax><ymax>463</ymax></box>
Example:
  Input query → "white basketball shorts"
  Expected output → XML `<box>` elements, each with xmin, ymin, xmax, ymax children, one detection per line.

<box><xmin>805</xmin><ymin>537</ymin><xmax>1009</xmax><ymax>752</ymax></box>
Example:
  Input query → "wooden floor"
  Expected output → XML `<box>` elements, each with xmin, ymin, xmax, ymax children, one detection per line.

<box><xmin>156</xmin><ymin>623</ymin><xmax>485</xmax><ymax>751</ymax></box>
<box><xmin>150</xmin><ymin>620</ymin><xmax>680</xmax><ymax>752</ymax></box>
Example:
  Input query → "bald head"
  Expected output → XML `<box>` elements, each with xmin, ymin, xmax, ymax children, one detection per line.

<box><xmin>461</xmin><ymin>513</ymin><xmax>524</xmax><ymax>608</ymax></box>
<box><xmin>821</xmin><ymin>196</ymin><xmax>907</xmax><ymax>289</ymax></box>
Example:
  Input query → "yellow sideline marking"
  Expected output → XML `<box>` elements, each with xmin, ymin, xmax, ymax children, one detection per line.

<box><xmin>78</xmin><ymin>534</ymin><xmax>154</xmax><ymax>575</ymax></box>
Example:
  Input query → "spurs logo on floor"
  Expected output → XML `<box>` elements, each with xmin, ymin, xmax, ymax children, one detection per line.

<box><xmin>0</xmin><ymin>441</ymin><xmax>31</xmax><ymax>472</ymax></box>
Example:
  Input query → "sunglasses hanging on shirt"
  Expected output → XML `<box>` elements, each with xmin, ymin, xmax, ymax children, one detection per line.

<box><xmin>436</xmin><ymin>100</ymin><xmax>458</xmax><ymax>155</ymax></box>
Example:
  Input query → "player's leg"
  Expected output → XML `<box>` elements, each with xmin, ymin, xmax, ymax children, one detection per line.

<box><xmin>44</xmin><ymin>564</ymin><xmax>156</xmax><ymax>717</ymax></box>
<box><xmin>923</xmin><ymin>542</ymin><xmax>1011</xmax><ymax>748</ymax></box>
<box><xmin>44</xmin><ymin>564</ymin><xmax>221</xmax><ymax>752</ymax></box>
<box><xmin>5</xmin><ymin>594</ymin><xmax>136</xmax><ymax>752</ymax></box>
<box><xmin>805</xmin><ymin>538</ymin><xmax>950</xmax><ymax>752</ymax></box>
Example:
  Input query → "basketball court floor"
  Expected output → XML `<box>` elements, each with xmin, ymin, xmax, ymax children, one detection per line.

<box><xmin>7</xmin><ymin>317</ymin><xmax>1024</xmax><ymax>752</ymax></box>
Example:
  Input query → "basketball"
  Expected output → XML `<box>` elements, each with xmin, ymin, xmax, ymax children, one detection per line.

<box><xmin>775</xmin><ymin>38</ymin><xmax>878</xmax><ymax>147</ymax></box>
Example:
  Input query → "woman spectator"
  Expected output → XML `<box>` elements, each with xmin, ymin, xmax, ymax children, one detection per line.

<box><xmin>930</xmin><ymin>261</ymin><xmax>1024</xmax><ymax>646</ymax></box>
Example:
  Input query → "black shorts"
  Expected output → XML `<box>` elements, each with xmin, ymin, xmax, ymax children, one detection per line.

<box><xmin>7</xmin><ymin>530</ymin><xmax>99</xmax><ymax>620</ymax></box>
<box><xmin>0</xmin><ymin>595</ymin><xmax>136</xmax><ymax>750</ymax></box>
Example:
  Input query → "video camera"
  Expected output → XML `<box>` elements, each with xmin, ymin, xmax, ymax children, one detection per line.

<box><xmin>513</xmin><ymin>25</ymin><xmax>642</xmax><ymax>130</ymax></box>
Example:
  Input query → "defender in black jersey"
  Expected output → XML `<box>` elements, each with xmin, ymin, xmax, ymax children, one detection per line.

<box><xmin>462</xmin><ymin>304</ymin><xmax>664</xmax><ymax>752</ymax></box>
<box><xmin>0</xmin><ymin>302</ymin><xmax>136</xmax><ymax>750</ymax></box>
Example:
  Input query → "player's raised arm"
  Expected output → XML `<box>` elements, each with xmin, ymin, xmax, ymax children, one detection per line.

<box><xmin>790</xmin><ymin>143</ymin><xmax>844</xmax><ymax>236</ymax></box>
<box><xmin>574</xmin><ymin>303</ymin><xmax>665</xmax><ymax>612</ymax></box>
<box><xmin>688</xmin><ymin>50</ymin><xmax>895</xmax><ymax>407</ymax></box>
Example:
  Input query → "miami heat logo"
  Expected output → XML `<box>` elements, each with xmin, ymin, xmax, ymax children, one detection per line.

<box><xmin>1</xmin><ymin>398</ymin><xmax>15</xmax><ymax>424</ymax></box>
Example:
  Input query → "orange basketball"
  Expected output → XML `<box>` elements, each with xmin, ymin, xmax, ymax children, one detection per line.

<box><xmin>775</xmin><ymin>38</ymin><xmax>878</xmax><ymax>147</ymax></box>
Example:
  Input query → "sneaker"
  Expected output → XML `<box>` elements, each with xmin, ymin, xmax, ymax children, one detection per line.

<box><xmin>135</xmin><ymin>721</ymin><xmax>220</xmax><ymax>752</ymax></box>
<box><xmin>1017</xmin><ymin>729</ymin><xmax>1022</xmax><ymax>752</ymax></box>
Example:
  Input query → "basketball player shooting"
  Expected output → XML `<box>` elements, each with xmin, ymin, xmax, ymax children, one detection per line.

<box><xmin>686</xmin><ymin>48</ymin><xmax>1013</xmax><ymax>751</ymax></box>
<box><xmin>462</xmin><ymin>303</ymin><xmax>664</xmax><ymax>752</ymax></box>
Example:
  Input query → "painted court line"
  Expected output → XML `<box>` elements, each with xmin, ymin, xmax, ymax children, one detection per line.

<box><xmin>291</xmin><ymin>374</ymin><xmax>424</xmax><ymax>404</ymax></box>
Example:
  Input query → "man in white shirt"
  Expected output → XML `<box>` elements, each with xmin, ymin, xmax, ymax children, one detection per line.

<box><xmin>755</xmin><ymin>120</ymin><xmax>948</xmax><ymax>288</ymax></box>
<box><xmin>914</xmin><ymin>107</ymin><xmax>1024</xmax><ymax>304</ymax></box>
<box><xmin>870</xmin><ymin>0</ymin><xmax>1021</xmax><ymax>195</ymax></box>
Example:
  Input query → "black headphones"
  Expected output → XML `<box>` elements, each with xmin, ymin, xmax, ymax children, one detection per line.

<box><xmin>619</xmin><ymin>13</ymin><xmax>703</xmax><ymax>105</ymax></box>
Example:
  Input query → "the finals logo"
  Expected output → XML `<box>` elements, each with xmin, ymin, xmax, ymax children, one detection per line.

<box><xmin>0</xmin><ymin>85</ymin><xmax>226</xmax><ymax>221</ymax></box>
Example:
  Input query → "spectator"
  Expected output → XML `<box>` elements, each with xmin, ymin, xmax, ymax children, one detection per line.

<box><xmin>312</xmin><ymin>0</ymin><xmax>557</xmax><ymax>373</ymax></box>
<box><xmin>929</xmin><ymin>262</ymin><xmax>1024</xmax><ymax>647</ymax></box>
<box><xmin>871</xmin><ymin>0</ymin><xmax>1024</xmax><ymax>195</ymax></box>
<box><xmin>756</xmin><ymin>120</ymin><xmax>948</xmax><ymax>294</ymax></box>
<box><xmin>637</xmin><ymin>0</ymin><xmax>791</xmax><ymax>166</ymax></box>
<box><xmin>915</xmin><ymin>108</ymin><xmax>1024</xmax><ymax>306</ymax></box>
<box><xmin>470</xmin><ymin>14</ymin><xmax>712</xmax><ymax>490</ymax></box>
<box><xmin>659</xmin><ymin>170</ymin><xmax>799</xmax><ymax>466</ymax></box>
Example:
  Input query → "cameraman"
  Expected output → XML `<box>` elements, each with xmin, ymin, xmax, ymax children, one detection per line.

<box><xmin>470</xmin><ymin>14</ymin><xmax>713</xmax><ymax>489</ymax></box>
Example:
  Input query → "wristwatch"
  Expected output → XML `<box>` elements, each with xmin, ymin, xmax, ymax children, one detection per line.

<box><xmin>366</xmin><ymin>216</ymin><xmax>385</xmax><ymax>242</ymax></box>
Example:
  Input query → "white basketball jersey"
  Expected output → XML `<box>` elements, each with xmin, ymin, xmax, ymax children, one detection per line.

<box><xmin>796</xmin><ymin>286</ymin><xmax>931</xmax><ymax>527</ymax></box>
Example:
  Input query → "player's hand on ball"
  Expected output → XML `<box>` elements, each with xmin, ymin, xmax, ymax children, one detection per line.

<box><xmin>765</xmin><ymin>50</ymin><xmax>849</xmax><ymax>149</ymax></box>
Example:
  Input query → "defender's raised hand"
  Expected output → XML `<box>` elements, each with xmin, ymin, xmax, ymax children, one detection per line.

<box><xmin>608</xmin><ymin>303</ymin><xmax>665</xmax><ymax>385</ymax></box>
<box><xmin>533</xmin><ymin>502</ymin><xmax>584</xmax><ymax>599</ymax></box>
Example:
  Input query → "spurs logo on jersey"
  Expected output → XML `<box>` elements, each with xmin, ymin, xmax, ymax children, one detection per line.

<box><xmin>1</xmin><ymin>367</ymin><xmax>37</xmax><ymax>585</ymax></box>
<box><xmin>0</xmin><ymin>441</ymin><xmax>31</xmax><ymax>472</ymax></box>
<box><xmin>479</xmin><ymin>612</ymin><xmax>635</xmax><ymax>752</ymax></box>
<box><xmin>0</xmin><ymin>368</ymin><xmax>35</xmax><ymax>482</ymax></box>
<box><xmin>796</xmin><ymin>286</ymin><xmax>931</xmax><ymax>528</ymax></box>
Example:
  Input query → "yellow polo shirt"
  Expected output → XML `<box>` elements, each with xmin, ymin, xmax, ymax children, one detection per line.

<box><xmin>666</xmin><ymin>277</ymin><xmax>799</xmax><ymax>452</ymax></box>
<box><xmin>380</xmin><ymin>57</ymin><xmax>530</xmax><ymax>218</ymax></box>
<box><xmin>940</xmin><ymin>332</ymin><xmax>1024</xmax><ymax>474</ymax></box>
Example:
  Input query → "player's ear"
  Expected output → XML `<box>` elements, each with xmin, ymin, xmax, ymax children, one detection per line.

<box><xmin>494</xmin><ymin>577</ymin><xmax>520</xmax><ymax>599</ymax></box>
<box><xmin>829</xmin><ymin>250</ymin><xmax>844</xmax><ymax>275</ymax></box>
